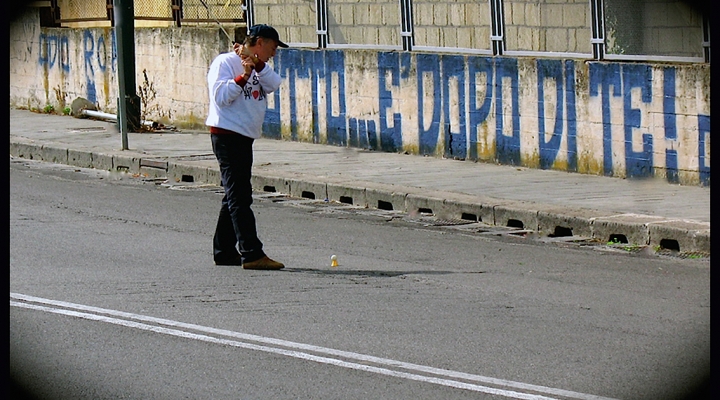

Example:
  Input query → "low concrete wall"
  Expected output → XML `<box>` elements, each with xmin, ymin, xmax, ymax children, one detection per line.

<box><xmin>9</xmin><ymin>9</ymin><xmax>222</xmax><ymax>128</ymax></box>
<box><xmin>9</xmin><ymin>8</ymin><xmax>710</xmax><ymax>186</ymax></box>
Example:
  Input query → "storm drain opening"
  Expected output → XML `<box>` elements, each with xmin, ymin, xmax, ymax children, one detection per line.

<box><xmin>339</xmin><ymin>196</ymin><xmax>353</xmax><ymax>204</ymax></box>
<box><xmin>263</xmin><ymin>185</ymin><xmax>276</xmax><ymax>193</ymax></box>
<box><xmin>549</xmin><ymin>226</ymin><xmax>573</xmax><ymax>238</ymax></box>
<box><xmin>659</xmin><ymin>239</ymin><xmax>680</xmax><ymax>252</ymax></box>
<box><xmin>461</xmin><ymin>213</ymin><xmax>479</xmax><ymax>222</ymax></box>
<box><xmin>301</xmin><ymin>191</ymin><xmax>316</xmax><ymax>200</ymax></box>
<box><xmin>418</xmin><ymin>208</ymin><xmax>433</xmax><ymax>215</ymax></box>
<box><xmin>181</xmin><ymin>175</ymin><xmax>194</xmax><ymax>183</ymax></box>
<box><xmin>608</xmin><ymin>234</ymin><xmax>628</xmax><ymax>244</ymax></box>
<box><xmin>507</xmin><ymin>219</ymin><xmax>524</xmax><ymax>229</ymax></box>
<box><xmin>377</xmin><ymin>200</ymin><xmax>393</xmax><ymax>211</ymax></box>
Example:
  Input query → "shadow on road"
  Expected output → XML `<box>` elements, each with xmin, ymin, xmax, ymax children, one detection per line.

<box><xmin>282</xmin><ymin>268</ymin><xmax>485</xmax><ymax>277</ymax></box>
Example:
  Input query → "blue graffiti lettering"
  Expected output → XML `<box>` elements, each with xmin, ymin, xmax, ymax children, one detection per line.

<box><xmin>96</xmin><ymin>35</ymin><xmax>107</xmax><ymax>72</ymax></box>
<box><xmin>270</xmin><ymin>50</ymin><xmax>289</xmax><ymax>139</ymax></box>
<box><xmin>564</xmin><ymin>61</ymin><xmax>577</xmax><ymax>171</ymax></box>
<box><xmin>698</xmin><ymin>114</ymin><xmax>710</xmax><ymax>186</ymax></box>
<box><xmin>537</xmin><ymin>60</ymin><xmax>578</xmax><ymax>170</ymax></box>
<box><xmin>537</xmin><ymin>59</ymin><xmax>564</xmax><ymax>169</ymax></box>
<box><xmin>378</xmin><ymin>52</ymin><xmax>402</xmax><ymax>152</ymax></box>
<box><xmin>38</xmin><ymin>34</ymin><xmax>70</xmax><ymax>72</ymax></box>
<box><xmin>256</xmin><ymin>50</ymin><xmax>704</xmax><ymax>184</ymax></box>
<box><xmin>417</xmin><ymin>54</ymin><xmax>442</xmax><ymax>155</ymax></box>
<box><xmin>623</xmin><ymin>64</ymin><xmax>653</xmax><ymax>178</ymax></box>
<box><xmin>310</xmin><ymin>51</ymin><xmax>323</xmax><ymax>143</ymax></box>
<box><xmin>495</xmin><ymin>58</ymin><xmax>520</xmax><ymax>165</ymax></box>
<box><xmin>83</xmin><ymin>30</ymin><xmax>97</xmax><ymax>103</ymax></box>
<box><xmin>589</xmin><ymin>63</ymin><xmax>622</xmax><ymax>176</ymax></box>
<box><xmin>58</xmin><ymin>36</ymin><xmax>70</xmax><ymax>72</ymax></box>
<box><xmin>262</xmin><ymin>88</ymin><xmax>282</xmax><ymax>140</ymax></box>
<box><xmin>348</xmin><ymin>118</ymin><xmax>377</xmax><ymax>150</ymax></box>
<box><xmin>468</xmin><ymin>56</ymin><xmax>494</xmax><ymax>161</ymax></box>
<box><xmin>263</xmin><ymin>49</ymin><xmax>296</xmax><ymax>141</ymax></box>
<box><xmin>111</xmin><ymin>31</ymin><xmax>117</xmax><ymax>72</ymax></box>
<box><xmin>442</xmin><ymin>55</ymin><xmax>467</xmax><ymax>159</ymax></box>
<box><xmin>38</xmin><ymin>33</ymin><xmax>49</xmax><ymax>66</ymax></box>
<box><xmin>325</xmin><ymin>50</ymin><xmax>347</xmax><ymax>146</ymax></box>
<box><xmin>348</xmin><ymin>118</ymin><xmax>359</xmax><ymax>147</ymax></box>
<box><xmin>663</xmin><ymin>67</ymin><xmax>679</xmax><ymax>183</ymax></box>
<box><xmin>366</xmin><ymin>119</ymin><xmax>377</xmax><ymax>149</ymax></box>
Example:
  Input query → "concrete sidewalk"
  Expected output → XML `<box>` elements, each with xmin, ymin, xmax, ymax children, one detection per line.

<box><xmin>9</xmin><ymin>108</ymin><xmax>710</xmax><ymax>254</ymax></box>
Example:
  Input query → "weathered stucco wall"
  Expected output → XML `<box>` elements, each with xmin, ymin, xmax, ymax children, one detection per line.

<box><xmin>9</xmin><ymin>8</ymin><xmax>710</xmax><ymax>186</ymax></box>
<box><xmin>9</xmin><ymin>9</ymin><xmax>228</xmax><ymax>127</ymax></box>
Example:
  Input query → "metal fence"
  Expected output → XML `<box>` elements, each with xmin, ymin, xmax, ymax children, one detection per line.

<box><xmin>43</xmin><ymin>0</ymin><xmax>709</xmax><ymax>63</ymax></box>
<box><xmin>50</xmin><ymin>0</ymin><xmax>245</xmax><ymax>26</ymax></box>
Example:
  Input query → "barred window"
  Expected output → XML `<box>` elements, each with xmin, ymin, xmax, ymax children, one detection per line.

<box><xmin>604</xmin><ymin>0</ymin><xmax>705</xmax><ymax>59</ymax></box>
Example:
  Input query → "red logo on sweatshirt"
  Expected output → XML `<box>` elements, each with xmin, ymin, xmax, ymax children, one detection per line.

<box><xmin>253</xmin><ymin>91</ymin><xmax>259</xmax><ymax>99</ymax></box>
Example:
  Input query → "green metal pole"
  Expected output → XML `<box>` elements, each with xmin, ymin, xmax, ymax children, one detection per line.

<box><xmin>114</xmin><ymin>0</ymin><xmax>140</xmax><ymax>150</ymax></box>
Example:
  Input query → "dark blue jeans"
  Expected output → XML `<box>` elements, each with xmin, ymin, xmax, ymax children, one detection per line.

<box><xmin>211</xmin><ymin>133</ymin><xmax>265</xmax><ymax>263</ymax></box>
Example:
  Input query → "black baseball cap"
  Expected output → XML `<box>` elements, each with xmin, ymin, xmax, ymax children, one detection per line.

<box><xmin>248</xmin><ymin>24</ymin><xmax>288</xmax><ymax>48</ymax></box>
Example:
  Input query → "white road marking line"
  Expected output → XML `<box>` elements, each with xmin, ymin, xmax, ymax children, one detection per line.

<box><xmin>10</xmin><ymin>300</ymin><xmax>553</xmax><ymax>399</ymax></box>
<box><xmin>10</xmin><ymin>293</ymin><xmax>618</xmax><ymax>400</ymax></box>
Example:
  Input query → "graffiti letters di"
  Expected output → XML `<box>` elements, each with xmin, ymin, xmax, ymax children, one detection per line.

<box><xmin>271</xmin><ymin>50</ymin><xmax>709</xmax><ymax>185</ymax></box>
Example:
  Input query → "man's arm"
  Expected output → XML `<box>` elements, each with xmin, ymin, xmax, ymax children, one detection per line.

<box><xmin>208</xmin><ymin>56</ymin><xmax>247</xmax><ymax>107</ymax></box>
<box><xmin>254</xmin><ymin>63</ymin><xmax>283</xmax><ymax>94</ymax></box>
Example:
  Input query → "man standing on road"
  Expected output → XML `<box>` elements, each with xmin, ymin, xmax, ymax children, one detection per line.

<box><xmin>206</xmin><ymin>24</ymin><xmax>288</xmax><ymax>270</ymax></box>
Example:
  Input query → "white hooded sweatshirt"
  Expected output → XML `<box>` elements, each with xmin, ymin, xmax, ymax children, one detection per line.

<box><xmin>205</xmin><ymin>51</ymin><xmax>282</xmax><ymax>139</ymax></box>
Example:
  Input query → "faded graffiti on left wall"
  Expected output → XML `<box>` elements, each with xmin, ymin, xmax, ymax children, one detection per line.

<box><xmin>38</xmin><ymin>30</ymin><xmax>116</xmax><ymax>105</ymax></box>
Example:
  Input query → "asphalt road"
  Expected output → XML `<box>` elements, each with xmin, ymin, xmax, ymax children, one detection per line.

<box><xmin>9</xmin><ymin>157</ymin><xmax>710</xmax><ymax>400</ymax></box>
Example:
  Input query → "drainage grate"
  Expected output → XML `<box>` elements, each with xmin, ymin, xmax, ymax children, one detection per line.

<box><xmin>655</xmin><ymin>250</ymin><xmax>710</xmax><ymax>260</ymax></box>
<box><xmin>658</xmin><ymin>239</ymin><xmax>680</xmax><ymax>252</ymax></box>
<box><xmin>506</xmin><ymin>219</ymin><xmax>524</xmax><ymax>229</ymax></box>
<box><xmin>403</xmin><ymin>216</ymin><xmax>476</xmax><ymax>227</ymax></box>
<box><xmin>170</xmin><ymin>154</ymin><xmax>218</xmax><ymax>161</ymax></box>
<box><xmin>377</xmin><ymin>200</ymin><xmax>394</xmax><ymax>211</ymax></box>
<box><xmin>253</xmin><ymin>192</ymin><xmax>289</xmax><ymax>200</ymax></box>
<box><xmin>148</xmin><ymin>182</ymin><xmax>710</xmax><ymax>260</ymax></box>
<box><xmin>163</xmin><ymin>183</ymin><xmax>222</xmax><ymax>192</ymax></box>
<box><xmin>548</xmin><ymin>226</ymin><xmax>573</xmax><ymax>238</ymax></box>
<box><xmin>68</xmin><ymin>127</ymin><xmax>107</xmax><ymax>133</ymax></box>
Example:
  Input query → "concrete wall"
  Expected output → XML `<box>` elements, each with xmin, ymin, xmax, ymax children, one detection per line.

<box><xmin>503</xmin><ymin>0</ymin><xmax>591</xmax><ymax>53</ymax></box>
<box><xmin>326</xmin><ymin>0</ymin><xmax>400</xmax><ymax>47</ymax></box>
<box><xmin>9</xmin><ymin>7</ymin><xmax>711</xmax><ymax>186</ymax></box>
<box><xmin>266</xmin><ymin>49</ymin><xmax>709</xmax><ymax>186</ymax></box>
<box><xmin>252</xmin><ymin>0</ymin><xmax>317</xmax><ymax>46</ymax></box>
<box><xmin>10</xmin><ymin>9</ymin><xmax>227</xmax><ymax>127</ymax></box>
<box><xmin>411</xmin><ymin>0</ymin><xmax>492</xmax><ymax>51</ymax></box>
<box><xmin>260</xmin><ymin>0</ymin><xmax>702</xmax><ymax>58</ymax></box>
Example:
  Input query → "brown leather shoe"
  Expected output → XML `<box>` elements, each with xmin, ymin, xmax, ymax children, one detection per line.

<box><xmin>243</xmin><ymin>256</ymin><xmax>285</xmax><ymax>270</ymax></box>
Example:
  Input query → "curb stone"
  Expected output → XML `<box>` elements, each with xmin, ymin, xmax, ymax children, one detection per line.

<box><xmin>9</xmin><ymin>142</ymin><xmax>711</xmax><ymax>255</ymax></box>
